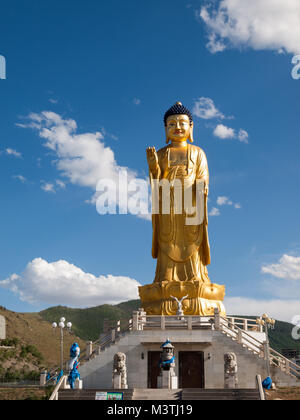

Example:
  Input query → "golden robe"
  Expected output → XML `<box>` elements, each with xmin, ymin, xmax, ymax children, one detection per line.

<box><xmin>150</xmin><ymin>143</ymin><xmax>211</xmax><ymax>283</ymax></box>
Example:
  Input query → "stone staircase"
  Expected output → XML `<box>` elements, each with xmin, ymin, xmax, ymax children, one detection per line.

<box><xmin>132</xmin><ymin>389</ymin><xmax>181</xmax><ymax>400</ymax></box>
<box><xmin>57</xmin><ymin>388</ymin><xmax>261</xmax><ymax>400</ymax></box>
<box><xmin>181</xmin><ymin>388</ymin><xmax>261</xmax><ymax>401</ymax></box>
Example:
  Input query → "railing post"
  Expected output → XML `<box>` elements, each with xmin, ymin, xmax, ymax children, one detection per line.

<box><xmin>40</xmin><ymin>371</ymin><xmax>47</xmax><ymax>386</ymax></box>
<box><xmin>161</xmin><ymin>316</ymin><xmax>165</xmax><ymax>330</ymax></box>
<box><xmin>132</xmin><ymin>311</ymin><xmax>139</xmax><ymax>331</ymax></box>
<box><xmin>243</xmin><ymin>319</ymin><xmax>248</xmax><ymax>331</ymax></box>
<box><xmin>237</xmin><ymin>329</ymin><xmax>243</xmax><ymax>344</ymax></box>
<box><xmin>260</xmin><ymin>346</ymin><xmax>265</xmax><ymax>359</ymax></box>
<box><xmin>111</xmin><ymin>329</ymin><xmax>116</xmax><ymax>343</ymax></box>
<box><xmin>231</xmin><ymin>317</ymin><xmax>235</xmax><ymax>330</ymax></box>
<box><xmin>86</xmin><ymin>341</ymin><xmax>93</xmax><ymax>359</ymax></box>
<box><xmin>187</xmin><ymin>316</ymin><xmax>192</xmax><ymax>330</ymax></box>
<box><xmin>256</xmin><ymin>375</ymin><xmax>265</xmax><ymax>400</ymax></box>
<box><xmin>116</xmin><ymin>320</ymin><xmax>121</xmax><ymax>332</ymax></box>
<box><xmin>285</xmin><ymin>359</ymin><xmax>290</xmax><ymax>375</ymax></box>
<box><xmin>214</xmin><ymin>308</ymin><xmax>220</xmax><ymax>330</ymax></box>
<box><xmin>128</xmin><ymin>318</ymin><xmax>133</xmax><ymax>331</ymax></box>
<box><xmin>263</xmin><ymin>342</ymin><xmax>268</xmax><ymax>361</ymax></box>
<box><xmin>139</xmin><ymin>308</ymin><xmax>147</xmax><ymax>330</ymax></box>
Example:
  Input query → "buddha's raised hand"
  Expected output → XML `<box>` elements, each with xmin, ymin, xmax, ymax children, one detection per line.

<box><xmin>146</xmin><ymin>147</ymin><xmax>159</xmax><ymax>174</ymax></box>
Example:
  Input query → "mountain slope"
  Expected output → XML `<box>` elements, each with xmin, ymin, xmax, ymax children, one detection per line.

<box><xmin>0</xmin><ymin>306</ymin><xmax>85</xmax><ymax>369</ymax></box>
<box><xmin>39</xmin><ymin>300</ymin><xmax>141</xmax><ymax>341</ymax></box>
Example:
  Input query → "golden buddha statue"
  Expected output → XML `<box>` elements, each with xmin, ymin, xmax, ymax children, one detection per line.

<box><xmin>139</xmin><ymin>102</ymin><xmax>226</xmax><ymax>316</ymax></box>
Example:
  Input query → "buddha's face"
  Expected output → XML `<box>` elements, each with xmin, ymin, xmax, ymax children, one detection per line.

<box><xmin>166</xmin><ymin>114</ymin><xmax>192</xmax><ymax>143</ymax></box>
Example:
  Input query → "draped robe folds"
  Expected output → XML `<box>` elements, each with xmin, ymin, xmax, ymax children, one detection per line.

<box><xmin>150</xmin><ymin>144</ymin><xmax>211</xmax><ymax>283</ymax></box>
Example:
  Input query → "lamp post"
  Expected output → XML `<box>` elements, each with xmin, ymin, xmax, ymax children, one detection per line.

<box><xmin>52</xmin><ymin>317</ymin><xmax>72</xmax><ymax>371</ymax></box>
<box><xmin>256</xmin><ymin>314</ymin><xmax>275</xmax><ymax>377</ymax></box>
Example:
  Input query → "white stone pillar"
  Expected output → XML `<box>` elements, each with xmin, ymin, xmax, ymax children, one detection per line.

<box><xmin>132</xmin><ymin>311</ymin><xmax>139</xmax><ymax>331</ymax></box>
<box><xmin>40</xmin><ymin>371</ymin><xmax>47</xmax><ymax>386</ymax></box>
<box><xmin>116</xmin><ymin>320</ymin><xmax>121</xmax><ymax>332</ymax></box>
<box><xmin>214</xmin><ymin>308</ymin><xmax>220</xmax><ymax>330</ymax></box>
<box><xmin>86</xmin><ymin>341</ymin><xmax>93</xmax><ymax>359</ymax></box>
<box><xmin>285</xmin><ymin>360</ymin><xmax>290</xmax><ymax>375</ymax></box>
<box><xmin>237</xmin><ymin>329</ymin><xmax>243</xmax><ymax>344</ymax></box>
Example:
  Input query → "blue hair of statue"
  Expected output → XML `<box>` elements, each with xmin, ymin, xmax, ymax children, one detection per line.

<box><xmin>262</xmin><ymin>376</ymin><xmax>272</xmax><ymax>390</ymax></box>
<box><xmin>164</xmin><ymin>103</ymin><xmax>193</xmax><ymax>126</ymax></box>
<box><xmin>70</xmin><ymin>342</ymin><xmax>80</xmax><ymax>358</ymax></box>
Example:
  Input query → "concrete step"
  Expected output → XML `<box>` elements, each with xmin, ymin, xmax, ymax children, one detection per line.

<box><xmin>58</xmin><ymin>388</ymin><xmax>261</xmax><ymax>401</ymax></box>
<box><xmin>132</xmin><ymin>389</ymin><xmax>181</xmax><ymax>400</ymax></box>
<box><xmin>181</xmin><ymin>388</ymin><xmax>261</xmax><ymax>401</ymax></box>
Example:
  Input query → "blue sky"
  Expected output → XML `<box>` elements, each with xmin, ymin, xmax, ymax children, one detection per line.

<box><xmin>1</xmin><ymin>0</ymin><xmax>300</xmax><ymax>322</ymax></box>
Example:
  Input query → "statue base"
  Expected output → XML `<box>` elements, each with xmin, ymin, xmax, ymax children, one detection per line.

<box><xmin>157</xmin><ymin>369</ymin><xmax>178</xmax><ymax>390</ymax></box>
<box><xmin>138</xmin><ymin>281</ymin><xmax>226</xmax><ymax>316</ymax></box>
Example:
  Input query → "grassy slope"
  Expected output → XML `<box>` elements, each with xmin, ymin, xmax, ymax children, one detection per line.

<box><xmin>0</xmin><ymin>306</ymin><xmax>85</xmax><ymax>368</ymax></box>
<box><xmin>39</xmin><ymin>299</ymin><xmax>141</xmax><ymax>341</ymax></box>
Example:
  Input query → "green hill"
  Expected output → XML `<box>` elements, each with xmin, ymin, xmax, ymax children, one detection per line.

<box><xmin>39</xmin><ymin>300</ymin><xmax>141</xmax><ymax>341</ymax></box>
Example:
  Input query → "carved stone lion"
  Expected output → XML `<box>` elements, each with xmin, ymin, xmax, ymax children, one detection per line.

<box><xmin>224</xmin><ymin>352</ymin><xmax>238</xmax><ymax>374</ymax></box>
<box><xmin>113</xmin><ymin>352</ymin><xmax>127</xmax><ymax>389</ymax></box>
<box><xmin>224</xmin><ymin>352</ymin><xmax>238</xmax><ymax>389</ymax></box>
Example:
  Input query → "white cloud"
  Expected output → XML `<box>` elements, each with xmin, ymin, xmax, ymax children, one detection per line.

<box><xmin>133</xmin><ymin>98</ymin><xmax>141</xmax><ymax>106</ymax></box>
<box><xmin>262</xmin><ymin>254</ymin><xmax>300</xmax><ymax>281</ymax></box>
<box><xmin>5</xmin><ymin>148</ymin><xmax>22</xmax><ymax>158</ymax></box>
<box><xmin>217</xmin><ymin>196</ymin><xmax>241</xmax><ymax>209</ymax></box>
<box><xmin>217</xmin><ymin>196</ymin><xmax>232</xmax><ymax>206</ymax></box>
<box><xmin>209</xmin><ymin>207</ymin><xmax>220</xmax><ymax>216</ymax></box>
<box><xmin>41</xmin><ymin>182</ymin><xmax>56</xmax><ymax>193</ymax></box>
<box><xmin>238</xmin><ymin>129</ymin><xmax>249</xmax><ymax>144</ymax></box>
<box><xmin>210</xmin><ymin>196</ymin><xmax>241</xmax><ymax>216</ymax></box>
<box><xmin>17</xmin><ymin>111</ymin><xmax>150</xmax><ymax>218</ymax></box>
<box><xmin>192</xmin><ymin>98</ymin><xmax>249</xmax><ymax>144</ymax></box>
<box><xmin>225</xmin><ymin>296</ymin><xmax>300</xmax><ymax>324</ymax></box>
<box><xmin>12</xmin><ymin>175</ymin><xmax>27</xmax><ymax>183</ymax></box>
<box><xmin>213</xmin><ymin>124</ymin><xmax>249</xmax><ymax>143</ymax></box>
<box><xmin>193</xmin><ymin>97</ymin><xmax>225</xmax><ymax>120</ymax></box>
<box><xmin>0</xmin><ymin>258</ymin><xmax>141</xmax><ymax>308</ymax></box>
<box><xmin>261</xmin><ymin>254</ymin><xmax>300</xmax><ymax>300</ymax></box>
<box><xmin>56</xmin><ymin>179</ymin><xmax>66</xmax><ymax>189</ymax></box>
<box><xmin>213</xmin><ymin>124</ymin><xmax>235</xmax><ymax>139</ymax></box>
<box><xmin>199</xmin><ymin>0</ymin><xmax>300</xmax><ymax>55</ymax></box>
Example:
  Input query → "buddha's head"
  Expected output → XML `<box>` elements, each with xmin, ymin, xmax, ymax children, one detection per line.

<box><xmin>164</xmin><ymin>102</ymin><xmax>194</xmax><ymax>144</ymax></box>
